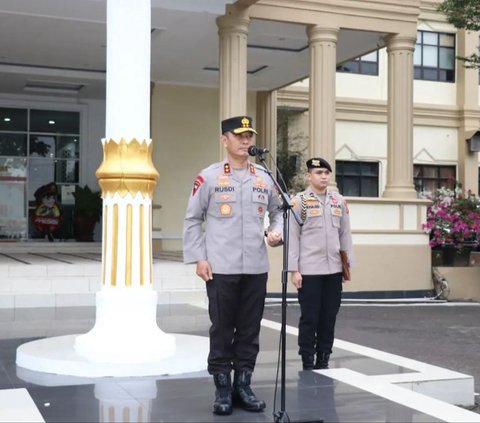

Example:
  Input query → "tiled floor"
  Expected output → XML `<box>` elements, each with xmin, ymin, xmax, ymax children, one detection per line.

<box><xmin>1</xmin><ymin>303</ymin><xmax>479</xmax><ymax>422</ymax></box>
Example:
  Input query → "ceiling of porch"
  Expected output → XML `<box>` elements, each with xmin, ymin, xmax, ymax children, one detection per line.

<box><xmin>0</xmin><ymin>0</ymin><xmax>386</xmax><ymax>100</ymax></box>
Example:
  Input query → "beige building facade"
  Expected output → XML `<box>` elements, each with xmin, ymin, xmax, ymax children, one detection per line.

<box><xmin>1</xmin><ymin>0</ymin><xmax>479</xmax><ymax>298</ymax></box>
<box><xmin>152</xmin><ymin>0</ymin><xmax>474</xmax><ymax>297</ymax></box>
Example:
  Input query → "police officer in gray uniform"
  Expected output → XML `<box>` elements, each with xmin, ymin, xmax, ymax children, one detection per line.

<box><xmin>288</xmin><ymin>157</ymin><xmax>353</xmax><ymax>370</ymax></box>
<box><xmin>183</xmin><ymin>115</ymin><xmax>283</xmax><ymax>415</ymax></box>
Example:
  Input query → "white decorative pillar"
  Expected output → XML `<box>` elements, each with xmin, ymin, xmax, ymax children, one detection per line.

<box><xmin>74</xmin><ymin>0</ymin><xmax>175</xmax><ymax>363</ymax></box>
<box><xmin>307</xmin><ymin>25</ymin><xmax>339</xmax><ymax>188</ymax></box>
<box><xmin>16</xmin><ymin>0</ymin><xmax>210</xmax><ymax>377</ymax></box>
<box><xmin>382</xmin><ymin>34</ymin><xmax>418</xmax><ymax>199</ymax></box>
<box><xmin>96</xmin><ymin>381</ymin><xmax>155</xmax><ymax>423</ymax></box>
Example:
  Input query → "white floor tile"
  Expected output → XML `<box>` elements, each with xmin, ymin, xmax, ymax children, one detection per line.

<box><xmin>0</xmin><ymin>388</ymin><xmax>44</xmax><ymax>422</ymax></box>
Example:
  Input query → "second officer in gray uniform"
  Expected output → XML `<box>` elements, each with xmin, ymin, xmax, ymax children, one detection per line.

<box><xmin>183</xmin><ymin>115</ymin><xmax>283</xmax><ymax>416</ymax></box>
<box><xmin>288</xmin><ymin>157</ymin><xmax>353</xmax><ymax>371</ymax></box>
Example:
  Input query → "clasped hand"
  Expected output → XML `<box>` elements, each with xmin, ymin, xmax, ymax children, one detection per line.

<box><xmin>266</xmin><ymin>230</ymin><xmax>282</xmax><ymax>247</ymax></box>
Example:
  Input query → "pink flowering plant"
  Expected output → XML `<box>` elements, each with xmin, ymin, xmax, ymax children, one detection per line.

<box><xmin>421</xmin><ymin>187</ymin><xmax>480</xmax><ymax>249</ymax></box>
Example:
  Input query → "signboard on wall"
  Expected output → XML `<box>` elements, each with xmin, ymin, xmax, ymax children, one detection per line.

<box><xmin>61</xmin><ymin>184</ymin><xmax>76</xmax><ymax>205</ymax></box>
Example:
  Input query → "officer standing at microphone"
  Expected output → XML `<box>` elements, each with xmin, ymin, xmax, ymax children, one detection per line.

<box><xmin>183</xmin><ymin>115</ymin><xmax>283</xmax><ymax>416</ymax></box>
<box><xmin>288</xmin><ymin>158</ymin><xmax>353</xmax><ymax>371</ymax></box>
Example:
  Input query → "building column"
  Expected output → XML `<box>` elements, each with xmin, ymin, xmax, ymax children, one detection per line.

<box><xmin>256</xmin><ymin>91</ymin><xmax>277</xmax><ymax>168</ymax></box>
<box><xmin>456</xmin><ymin>29</ymin><xmax>480</xmax><ymax>195</ymax></box>
<box><xmin>74</xmin><ymin>0</ymin><xmax>175</xmax><ymax>363</ymax></box>
<box><xmin>217</xmin><ymin>6</ymin><xmax>250</xmax><ymax>157</ymax></box>
<box><xmin>307</xmin><ymin>25</ymin><xmax>338</xmax><ymax>188</ymax></box>
<box><xmin>383</xmin><ymin>34</ymin><xmax>417</xmax><ymax>199</ymax></box>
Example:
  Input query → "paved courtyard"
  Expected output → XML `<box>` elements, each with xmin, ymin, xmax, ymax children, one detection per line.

<box><xmin>265</xmin><ymin>300</ymin><xmax>480</xmax><ymax>413</ymax></box>
<box><xmin>0</xmin><ymin>300</ymin><xmax>479</xmax><ymax>422</ymax></box>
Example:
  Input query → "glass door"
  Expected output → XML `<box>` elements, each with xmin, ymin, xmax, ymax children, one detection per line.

<box><xmin>0</xmin><ymin>106</ymin><xmax>80</xmax><ymax>241</ymax></box>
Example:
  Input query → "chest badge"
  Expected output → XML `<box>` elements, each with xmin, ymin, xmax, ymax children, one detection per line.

<box><xmin>255</xmin><ymin>177</ymin><xmax>266</xmax><ymax>188</ymax></box>
<box><xmin>217</xmin><ymin>175</ymin><xmax>230</xmax><ymax>186</ymax></box>
<box><xmin>331</xmin><ymin>206</ymin><xmax>342</xmax><ymax>217</ymax></box>
<box><xmin>220</xmin><ymin>204</ymin><xmax>232</xmax><ymax>216</ymax></box>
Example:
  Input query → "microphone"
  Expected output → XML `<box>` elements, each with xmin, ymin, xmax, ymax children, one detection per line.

<box><xmin>248</xmin><ymin>146</ymin><xmax>270</xmax><ymax>156</ymax></box>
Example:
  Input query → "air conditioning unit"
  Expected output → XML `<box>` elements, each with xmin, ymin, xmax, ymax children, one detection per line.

<box><xmin>467</xmin><ymin>131</ymin><xmax>480</xmax><ymax>152</ymax></box>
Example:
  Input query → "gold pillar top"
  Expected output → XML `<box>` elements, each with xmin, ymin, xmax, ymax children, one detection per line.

<box><xmin>96</xmin><ymin>138</ymin><xmax>159</xmax><ymax>198</ymax></box>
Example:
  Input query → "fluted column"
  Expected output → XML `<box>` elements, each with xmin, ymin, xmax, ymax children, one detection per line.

<box><xmin>96</xmin><ymin>139</ymin><xmax>157</xmax><ymax>289</ymax></box>
<box><xmin>74</xmin><ymin>0</ymin><xmax>175</xmax><ymax>364</ymax></box>
<box><xmin>217</xmin><ymin>7</ymin><xmax>249</xmax><ymax>119</ymax></box>
<box><xmin>256</xmin><ymin>91</ymin><xmax>277</xmax><ymax>168</ymax></box>
<box><xmin>383</xmin><ymin>34</ymin><xmax>417</xmax><ymax>199</ymax></box>
<box><xmin>456</xmin><ymin>29</ymin><xmax>480</xmax><ymax>195</ymax></box>
<box><xmin>217</xmin><ymin>7</ymin><xmax>250</xmax><ymax>158</ymax></box>
<box><xmin>307</xmin><ymin>26</ymin><xmax>338</xmax><ymax>188</ymax></box>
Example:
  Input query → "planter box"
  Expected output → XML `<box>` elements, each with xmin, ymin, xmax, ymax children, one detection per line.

<box><xmin>432</xmin><ymin>246</ymin><xmax>477</xmax><ymax>267</ymax></box>
<box><xmin>438</xmin><ymin>267</ymin><xmax>480</xmax><ymax>301</ymax></box>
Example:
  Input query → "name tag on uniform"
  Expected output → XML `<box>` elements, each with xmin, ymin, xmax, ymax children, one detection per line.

<box><xmin>306</xmin><ymin>203</ymin><xmax>322</xmax><ymax>217</ymax></box>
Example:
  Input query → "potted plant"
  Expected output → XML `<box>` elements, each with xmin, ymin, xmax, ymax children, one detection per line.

<box><xmin>421</xmin><ymin>186</ymin><xmax>480</xmax><ymax>266</ymax></box>
<box><xmin>72</xmin><ymin>184</ymin><xmax>102</xmax><ymax>242</ymax></box>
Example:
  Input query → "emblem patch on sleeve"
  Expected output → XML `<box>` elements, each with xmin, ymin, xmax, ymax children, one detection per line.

<box><xmin>192</xmin><ymin>175</ymin><xmax>204</xmax><ymax>196</ymax></box>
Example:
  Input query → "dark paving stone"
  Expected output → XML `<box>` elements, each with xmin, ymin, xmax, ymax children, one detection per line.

<box><xmin>0</xmin><ymin>304</ymin><xmax>462</xmax><ymax>422</ymax></box>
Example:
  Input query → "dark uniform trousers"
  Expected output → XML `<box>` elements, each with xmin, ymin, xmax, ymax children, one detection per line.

<box><xmin>206</xmin><ymin>273</ymin><xmax>268</xmax><ymax>374</ymax></box>
<box><xmin>297</xmin><ymin>272</ymin><xmax>343</xmax><ymax>356</ymax></box>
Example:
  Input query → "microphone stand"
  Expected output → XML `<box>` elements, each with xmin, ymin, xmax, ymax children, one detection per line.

<box><xmin>254</xmin><ymin>151</ymin><xmax>304</xmax><ymax>423</ymax></box>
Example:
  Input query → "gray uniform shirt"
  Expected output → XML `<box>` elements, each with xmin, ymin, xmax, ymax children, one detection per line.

<box><xmin>287</xmin><ymin>186</ymin><xmax>353</xmax><ymax>275</ymax></box>
<box><xmin>183</xmin><ymin>160</ymin><xmax>283</xmax><ymax>274</ymax></box>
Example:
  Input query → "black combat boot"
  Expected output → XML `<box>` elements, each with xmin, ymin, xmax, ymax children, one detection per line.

<box><xmin>232</xmin><ymin>370</ymin><xmax>266</xmax><ymax>412</ymax></box>
<box><xmin>301</xmin><ymin>353</ymin><xmax>315</xmax><ymax>370</ymax></box>
<box><xmin>212</xmin><ymin>373</ymin><xmax>233</xmax><ymax>415</ymax></box>
<box><xmin>315</xmin><ymin>352</ymin><xmax>330</xmax><ymax>369</ymax></box>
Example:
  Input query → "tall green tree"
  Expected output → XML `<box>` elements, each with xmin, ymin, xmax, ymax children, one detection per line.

<box><xmin>438</xmin><ymin>0</ymin><xmax>480</xmax><ymax>68</ymax></box>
